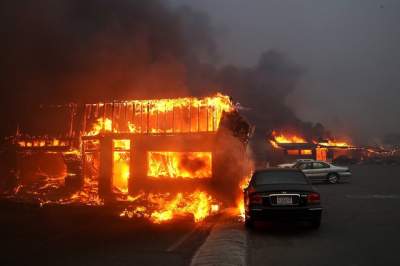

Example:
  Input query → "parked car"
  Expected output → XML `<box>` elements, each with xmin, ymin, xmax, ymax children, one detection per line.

<box><xmin>277</xmin><ymin>159</ymin><xmax>315</xmax><ymax>168</ymax></box>
<box><xmin>243</xmin><ymin>168</ymin><xmax>322</xmax><ymax>229</ymax></box>
<box><xmin>292</xmin><ymin>161</ymin><xmax>351</xmax><ymax>184</ymax></box>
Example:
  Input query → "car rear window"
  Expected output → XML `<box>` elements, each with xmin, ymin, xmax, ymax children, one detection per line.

<box><xmin>253</xmin><ymin>171</ymin><xmax>308</xmax><ymax>185</ymax></box>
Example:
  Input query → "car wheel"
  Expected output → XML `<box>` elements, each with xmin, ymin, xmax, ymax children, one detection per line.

<box><xmin>327</xmin><ymin>173</ymin><xmax>339</xmax><ymax>184</ymax></box>
<box><xmin>310</xmin><ymin>217</ymin><xmax>321</xmax><ymax>229</ymax></box>
<box><xmin>244</xmin><ymin>215</ymin><xmax>254</xmax><ymax>228</ymax></box>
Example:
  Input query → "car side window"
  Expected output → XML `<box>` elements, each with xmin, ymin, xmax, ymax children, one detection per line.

<box><xmin>322</xmin><ymin>162</ymin><xmax>330</xmax><ymax>168</ymax></box>
<box><xmin>299</xmin><ymin>163</ymin><xmax>312</xmax><ymax>169</ymax></box>
<box><xmin>313</xmin><ymin>162</ymin><xmax>329</xmax><ymax>169</ymax></box>
<box><xmin>297</xmin><ymin>163</ymin><xmax>305</xmax><ymax>169</ymax></box>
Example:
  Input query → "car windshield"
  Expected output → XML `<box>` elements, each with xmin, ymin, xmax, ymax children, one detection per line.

<box><xmin>253</xmin><ymin>171</ymin><xmax>308</xmax><ymax>185</ymax></box>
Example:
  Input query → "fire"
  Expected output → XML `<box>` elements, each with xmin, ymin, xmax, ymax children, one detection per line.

<box><xmin>16</xmin><ymin>138</ymin><xmax>69</xmax><ymax>147</ymax></box>
<box><xmin>270</xmin><ymin>131</ymin><xmax>352</xmax><ymax>149</ymax></box>
<box><xmin>120</xmin><ymin>190</ymin><xmax>214</xmax><ymax>223</ymax></box>
<box><xmin>272</xmin><ymin>131</ymin><xmax>307</xmax><ymax>144</ymax></box>
<box><xmin>150</xmin><ymin>191</ymin><xmax>211</xmax><ymax>223</ymax></box>
<box><xmin>4</xmin><ymin>169</ymin><xmax>103</xmax><ymax>207</ymax></box>
<box><xmin>147</xmin><ymin>152</ymin><xmax>212</xmax><ymax>178</ymax></box>
<box><xmin>58</xmin><ymin>177</ymin><xmax>103</xmax><ymax>206</ymax></box>
<box><xmin>87</xmin><ymin>118</ymin><xmax>113</xmax><ymax>136</ymax></box>
<box><xmin>5</xmin><ymin>93</ymin><xmax>250</xmax><ymax>224</ymax></box>
<box><xmin>236</xmin><ymin>175</ymin><xmax>251</xmax><ymax>220</ymax></box>
<box><xmin>113</xmin><ymin>152</ymin><xmax>130</xmax><ymax>193</ymax></box>
<box><xmin>317</xmin><ymin>139</ymin><xmax>351</xmax><ymax>148</ymax></box>
<box><xmin>269</xmin><ymin>140</ymin><xmax>280</xmax><ymax>149</ymax></box>
<box><xmin>84</xmin><ymin>93</ymin><xmax>234</xmax><ymax>136</ymax></box>
<box><xmin>113</xmin><ymin>139</ymin><xmax>131</xmax><ymax>193</ymax></box>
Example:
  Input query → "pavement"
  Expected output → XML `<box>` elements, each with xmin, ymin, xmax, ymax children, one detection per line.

<box><xmin>0</xmin><ymin>204</ymin><xmax>212</xmax><ymax>266</ymax></box>
<box><xmin>1</xmin><ymin>165</ymin><xmax>400</xmax><ymax>266</ymax></box>
<box><xmin>247</xmin><ymin>165</ymin><xmax>400</xmax><ymax>266</ymax></box>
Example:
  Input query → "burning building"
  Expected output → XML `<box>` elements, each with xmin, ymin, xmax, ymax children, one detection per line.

<box><xmin>268</xmin><ymin>131</ymin><xmax>357</xmax><ymax>164</ymax></box>
<box><xmin>0</xmin><ymin>94</ymin><xmax>252</xmax><ymax>222</ymax></box>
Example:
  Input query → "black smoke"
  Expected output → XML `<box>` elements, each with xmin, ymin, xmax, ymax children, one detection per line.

<box><xmin>0</xmin><ymin>0</ymin><xmax>328</xmax><ymax>161</ymax></box>
<box><xmin>0</xmin><ymin>0</ymin><xmax>187</xmax><ymax>135</ymax></box>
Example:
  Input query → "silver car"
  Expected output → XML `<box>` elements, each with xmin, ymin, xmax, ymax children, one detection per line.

<box><xmin>293</xmin><ymin>161</ymin><xmax>351</xmax><ymax>184</ymax></box>
<box><xmin>277</xmin><ymin>159</ymin><xmax>315</xmax><ymax>168</ymax></box>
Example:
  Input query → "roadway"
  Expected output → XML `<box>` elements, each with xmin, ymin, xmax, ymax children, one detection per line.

<box><xmin>1</xmin><ymin>165</ymin><xmax>399</xmax><ymax>266</ymax></box>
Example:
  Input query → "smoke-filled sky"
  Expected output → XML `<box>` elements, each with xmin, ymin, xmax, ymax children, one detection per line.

<box><xmin>170</xmin><ymin>0</ymin><xmax>400</xmax><ymax>143</ymax></box>
<box><xmin>1</xmin><ymin>0</ymin><xmax>399</xmax><ymax>145</ymax></box>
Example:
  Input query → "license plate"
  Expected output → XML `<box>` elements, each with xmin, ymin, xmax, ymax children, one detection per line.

<box><xmin>276</xmin><ymin>196</ymin><xmax>293</xmax><ymax>205</ymax></box>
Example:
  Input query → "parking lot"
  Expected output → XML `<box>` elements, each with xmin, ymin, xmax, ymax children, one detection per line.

<box><xmin>1</xmin><ymin>165</ymin><xmax>399</xmax><ymax>266</ymax></box>
<box><xmin>248</xmin><ymin>165</ymin><xmax>400</xmax><ymax>266</ymax></box>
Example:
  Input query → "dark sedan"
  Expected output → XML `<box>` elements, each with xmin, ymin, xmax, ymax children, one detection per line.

<box><xmin>243</xmin><ymin>168</ymin><xmax>322</xmax><ymax>229</ymax></box>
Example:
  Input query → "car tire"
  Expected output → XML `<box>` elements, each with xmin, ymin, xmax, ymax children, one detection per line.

<box><xmin>310</xmin><ymin>217</ymin><xmax>321</xmax><ymax>229</ymax></box>
<box><xmin>244</xmin><ymin>215</ymin><xmax>254</xmax><ymax>228</ymax></box>
<box><xmin>327</xmin><ymin>173</ymin><xmax>339</xmax><ymax>184</ymax></box>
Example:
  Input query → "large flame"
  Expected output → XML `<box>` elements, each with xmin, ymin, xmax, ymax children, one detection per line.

<box><xmin>112</xmin><ymin>139</ymin><xmax>131</xmax><ymax>193</ymax></box>
<box><xmin>120</xmin><ymin>190</ymin><xmax>215</xmax><ymax>223</ymax></box>
<box><xmin>84</xmin><ymin>93</ymin><xmax>234</xmax><ymax>136</ymax></box>
<box><xmin>272</xmin><ymin>131</ymin><xmax>307</xmax><ymax>144</ymax></box>
<box><xmin>87</xmin><ymin>118</ymin><xmax>113</xmax><ymax>136</ymax></box>
<box><xmin>147</xmin><ymin>151</ymin><xmax>212</xmax><ymax>178</ymax></box>
<box><xmin>236</xmin><ymin>175</ymin><xmax>251</xmax><ymax>220</ymax></box>
<box><xmin>7</xmin><ymin>93</ymin><xmax>243</xmax><ymax>224</ymax></box>
<box><xmin>270</xmin><ymin>131</ymin><xmax>352</xmax><ymax>149</ymax></box>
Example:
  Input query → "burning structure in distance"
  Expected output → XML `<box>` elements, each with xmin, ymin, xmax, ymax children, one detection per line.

<box><xmin>267</xmin><ymin>130</ymin><xmax>360</xmax><ymax>164</ymax></box>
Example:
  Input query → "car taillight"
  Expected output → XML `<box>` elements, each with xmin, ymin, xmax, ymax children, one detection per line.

<box><xmin>307</xmin><ymin>192</ymin><xmax>320</xmax><ymax>204</ymax></box>
<box><xmin>249</xmin><ymin>193</ymin><xmax>263</xmax><ymax>204</ymax></box>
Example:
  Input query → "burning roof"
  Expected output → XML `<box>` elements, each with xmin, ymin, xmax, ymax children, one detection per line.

<box><xmin>83</xmin><ymin>93</ymin><xmax>234</xmax><ymax>136</ymax></box>
<box><xmin>269</xmin><ymin>130</ymin><xmax>352</xmax><ymax>149</ymax></box>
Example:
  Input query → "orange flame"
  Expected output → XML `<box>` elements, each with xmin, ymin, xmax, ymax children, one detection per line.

<box><xmin>112</xmin><ymin>139</ymin><xmax>131</xmax><ymax>193</ymax></box>
<box><xmin>147</xmin><ymin>151</ymin><xmax>212</xmax><ymax>178</ymax></box>
<box><xmin>87</xmin><ymin>118</ymin><xmax>113</xmax><ymax>136</ymax></box>
<box><xmin>17</xmin><ymin>138</ymin><xmax>69</xmax><ymax>148</ymax></box>
<box><xmin>317</xmin><ymin>139</ymin><xmax>351</xmax><ymax>148</ymax></box>
<box><xmin>236</xmin><ymin>175</ymin><xmax>251</xmax><ymax>220</ymax></box>
<box><xmin>9</xmin><ymin>93</ymin><xmax>245</xmax><ymax>224</ymax></box>
<box><xmin>120</xmin><ymin>191</ymin><xmax>215</xmax><ymax>223</ymax></box>
<box><xmin>272</xmin><ymin>131</ymin><xmax>307</xmax><ymax>144</ymax></box>
<box><xmin>85</xmin><ymin>93</ymin><xmax>234</xmax><ymax>136</ymax></box>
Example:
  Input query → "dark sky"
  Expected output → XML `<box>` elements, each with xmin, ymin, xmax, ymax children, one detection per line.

<box><xmin>170</xmin><ymin>0</ymin><xmax>400</xmax><ymax>144</ymax></box>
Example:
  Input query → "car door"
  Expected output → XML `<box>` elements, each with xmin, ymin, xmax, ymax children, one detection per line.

<box><xmin>298</xmin><ymin>162</ymin><xmax>315</xmax><ymax>180</ymax></box>
<box><xmin>312</xmin><ymin>162</ymin><xmax>331</xmax><ymax>181</ymax></box>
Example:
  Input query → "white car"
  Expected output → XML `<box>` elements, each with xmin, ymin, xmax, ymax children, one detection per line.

<box><xmin>277</xmin><ymin>159</ymin><xmax>315</xmax><ymax>169</ymax></box>
<box><xmin>292</xmin><ymin>161</ymin><xmax>352</xmax><ymax>184</ymax></box>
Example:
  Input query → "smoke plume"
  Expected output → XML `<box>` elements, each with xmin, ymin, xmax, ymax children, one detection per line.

<box><xmin>0</xmin><ymin>0</ymin><xmax>327</xmax><ymax>160</ymax></box>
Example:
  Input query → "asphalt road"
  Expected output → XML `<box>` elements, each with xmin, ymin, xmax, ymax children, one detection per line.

<box><xmin>1</xmin><ymin>165</ymin><xmax>399</xmax><ymax>266</ymax></box>
<box><xmin>0</xmin><ymin>203</ymin><xmax>214</xmax><ymax>266</ymax></box>
<box><xmin>248</xmin><ymin>165</ymin><xmax>400</xmax><ymax>266</ymax></box>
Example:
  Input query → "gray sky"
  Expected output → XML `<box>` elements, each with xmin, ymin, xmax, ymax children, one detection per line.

<box><xmin>170</xmin><ymin>0</ymin><xmax>400</xmax><ymax>143</ymax></box>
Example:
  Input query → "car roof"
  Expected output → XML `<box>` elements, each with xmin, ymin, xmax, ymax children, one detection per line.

<box><xmin>296</xmin><ymin>160</ymin><xmax>329</xmax><ymax>164</ymax></box>
<box><xmin>253</xmin><ymin>167</ymin><xmax>303</xmax><ymax>174</ymax></box>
